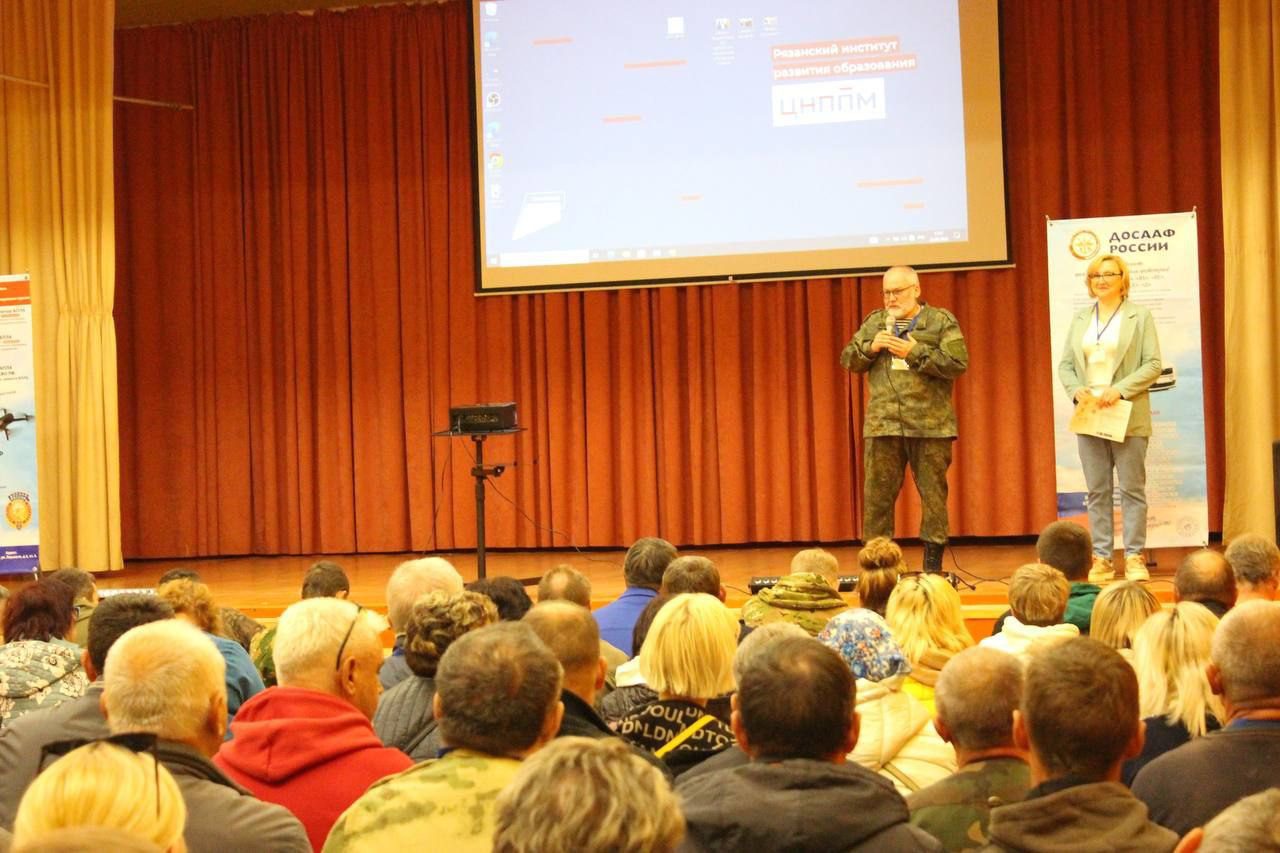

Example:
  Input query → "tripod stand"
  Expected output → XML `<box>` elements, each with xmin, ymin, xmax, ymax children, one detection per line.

<box><xmin>432</xmin><ymin>427</ymin><xmax>521</xmax><ymax>579</ymax></box>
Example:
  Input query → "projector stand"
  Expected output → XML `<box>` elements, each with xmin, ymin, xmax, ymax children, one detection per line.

<box><xmin>433</xmin><ymin>427</ymin><xmax>521</xmax><ymax>580</ymax></box>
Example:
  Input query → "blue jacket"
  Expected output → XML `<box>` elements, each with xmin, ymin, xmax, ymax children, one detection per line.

<box><xmin>593</xmin><ymin>587</ymin><xmax>657</xmax><ymax>656</ymax></box>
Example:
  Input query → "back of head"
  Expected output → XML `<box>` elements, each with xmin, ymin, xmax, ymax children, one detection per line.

<box><xmin>1022</xmin><ymin>636</ymin><xmax>1138</xmax><ymax>781</ymax></box>
<box><xmin>273</xmin><ymin>598</ymin><xmax>388</xmax><ymax>688</ymax></box>
<box><xmin>935</xmin><ymin>647</ymin><xmax>1023</xmax><ymax>750</ymax></box>
<box><xmin>1175</xmin><ymin>550</ymin><xmax>1237</xmax><ymax>607</ymax></box>
<box><xmin>660</xmin><ymin>556</ymin><xmax>721</xmax><ymax>597</ymax></box>
<box><xmin>14</xmin><ymin>742</ymin><xmax>185</xmax><ymax>851</ymax></box>
<box><xmin>1090</xmin><ymin>581</ymin><xmax>1160</xmax><ymax>651</ymax></box>
<box><xmin>86</xmin><ymin>594</ymin><xmax>175</xmax><ymax>675</ymax></box>
<box><xmin>1035</xmin><ymin>521</ymin><xmax>1092</xmax><ymax>581</ymax></box>
<box><xmin>1212</xmin><ymin>600</ymin><xmax>1280</xmax><ymax>705</ymax></box>
<box><xmin>467</xmin><ymin>576</ymin><xmax>534</xmax><ymax>622</ymax></box>
<box><xmin>13</xmin><ymin>827</ymin><xmax>165</xmax><ymax>853</ymax></box>
<box><xmin>385</xmin><ymin>557</ymin><xmax>464</xmax><ymax>631</ymax></box>
<box><xmin>301</xmin><ymin>560</ymin><xmax>350</xmax><ymax>599</ymax></box>
<box><xmin>736</xmin><ymin>636</ymin><xmax>855</xmax><ymax>760</ymax></box>
<box><xmin>731</xmin><ymin>621</ymin><xmax>809</xmax><ymax>687</ymax></box>
<box><xmin>493</xmin><ymin>737</ymin><xmax>684</xmax><ymax>853</ymax></box>
<box><xmin>155</xmin><ymin>578</ymin><xmax>222</xmax><ymax>635</ymax></box>
<box><xmin>1008</xmin><ymin>563</ymin><xmax>1070</xmax><ymax>627</ymax></box>
<box><xmin>623</xmin><ymin>537</ymin><xmax>678</xmax><ymax>590</ymax></box>
<box><xmin>523</xmin><ymin>601</ymin><xmax>600</xmax><ymax>676</ymax></box>
<box><xmin>1198</xmin><ymin>787</ymin><xmax>1280</xmax><ymax>853</ymax></box>
<box><xmin>640</xmin><ymin>593</ymin><xmax>738</xmax><ymax>698</ymax></box>
<box><xmin>1225</xmin><ymin>534</ymin><xmax>1280</xmax><ymax>589</ymax></box>
<box><xmin>435</xmin><ymin>622</ymin><xmax>563</xmax><ymax>757</ymax></box>
<box><xmin>155</xmin><ymin>568</ymin><xmax>199</xmax><ymax>586</ymax></box>
<box><xmin>103</xmin><ymin>619</ymin><xmax>226</xmax><ymax>741</ymax></box>
<box><xmin>817</xmin><ymin>608</ymin><xmax>910</xmax><ymax>683</ymax></box>
<box><xmin>1132</xmin><ymin>602</ymin><xmax>1222</xmax><ymax>737</ymax></box>
<box><xmin>47</xmin><ymin>568</ymin><xmax>96</xmax><ymax>602</ymax></box>
<box><xmin>885</xmin><ymin>573</ymin><xmax>972</xmax><ymax>663</ymax></box>
<box><xmin>791</xmin><ymin>548</ymin><xmax>840</xmax><ymax>585</ymax></box>
<box><xmin>3</xmin><ymin>580</ymin><xmax>75</xmax><ymax>643</ymax></box>
<box><xmin>856</xmin><ymin>538</ymin><xmax>903</xmax><ymax>616</ymax></box>
<box><xmin>404</xmin><ymin>590</ymin><xmax>499</xmax><ymax>678</ymax></box>
<box><xmin>537</xmin><ymin>565</ymin><xmax>591</xmax><ymax>608</ymax></box>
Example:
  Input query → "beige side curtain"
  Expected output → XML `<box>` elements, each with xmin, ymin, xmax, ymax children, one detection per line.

<box><xmin>0</xmin><ymin>0</ymin><xmax>122</xmax><ymax>571</ymax></box>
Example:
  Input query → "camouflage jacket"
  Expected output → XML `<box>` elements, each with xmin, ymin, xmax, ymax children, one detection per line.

<box><xmin>740</xmin><ymin>573</ymin><xmax>850</xmax><ymax>636</ymax></box>
<box><xmin>907</xmin><ymin>756</ymin><xmax>1031</xmax><ymax>852</ymax></box>
<box><xmin>841</xmin><ymin>304</ymin><xmax>968</xmax><ymax>438</ymax></box>
<box><xmin>323</xmin><ymin>748</ymin><xmax>521</xmax><ymax>853</ymax></box>
<box><xmin>0</xmin><ymin>639</ymin><xmax>89</xmax><ymax>726</ymax></box>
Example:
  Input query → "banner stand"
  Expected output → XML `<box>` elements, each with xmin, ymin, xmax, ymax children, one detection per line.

<box><xmin>0</xmin><ymin>274</ymin><xmax>40</xmax><ymax>576</ymax></box>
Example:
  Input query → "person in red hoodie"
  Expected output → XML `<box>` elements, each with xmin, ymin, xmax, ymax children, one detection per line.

<box><xmin>215</xmin><ymin>598</ymin><xmax>413</xmax><ymax>849</ymax></box>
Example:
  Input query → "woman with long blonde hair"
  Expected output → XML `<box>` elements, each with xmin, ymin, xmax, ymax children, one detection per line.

<box><xmin>1090</xmin><ymin>581</ymin><xmax>1160</xmax><ymax>658</ymax></box>
<box><xmin>885</xmin><ymin>574</ymin><xmax>973</xmax><ymax>715</ymax></box>
<box><xmin>1122</xmin><ymin>602</ymin><xmax>1223</xmax><ymax>785</ymax></box>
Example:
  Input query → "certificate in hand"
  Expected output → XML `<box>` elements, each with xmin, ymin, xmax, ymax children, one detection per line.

<box><xmin>1069</xmin><ymin>396</ymin><xmax>1133</xmax><ymax>442</ymax></box>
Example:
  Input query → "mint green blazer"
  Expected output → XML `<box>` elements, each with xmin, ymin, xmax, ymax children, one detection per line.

<box><xmin>1058</xmin><ymin>301</ymin><xmax>1162</xmax><ymax>437</ymax></box>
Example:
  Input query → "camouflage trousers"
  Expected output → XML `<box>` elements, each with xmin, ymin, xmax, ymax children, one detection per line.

<box><xmin>863</xmin><ymin>436</ymin><xmax>954</xmax><ymax>545</ymax></box>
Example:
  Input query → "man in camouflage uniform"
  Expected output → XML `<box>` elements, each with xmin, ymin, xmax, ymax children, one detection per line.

<box><xmin>908</xmin><ymin>647</ymin><xmax>1030</xmax><ymax>852</ymax></box>
<box><xmin>841</xmin><ymin>265</ymin><xmax>968</xmax><ymax>573</ymax></box>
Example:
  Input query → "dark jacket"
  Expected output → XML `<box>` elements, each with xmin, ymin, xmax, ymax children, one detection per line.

<box><xmin>558</xmin><ymin>690</ymin><xmax>672</xmax><ymax>781</ymax></box>
<box><xmin>373</xmin><ymin>674</ymin><xmax>438</xmax><ymax>761</ymax></box>
<box><xmin>378</xmin><ymin>637</ymin><xmax>412</xmax><ymax>691</ymax></box>
<box><xmin>1122</xmin><ymin>715</ymin><xmax>1219</xmax><ymax>788</ymax></box>
<box><xmin>983</xmin><ymin>780</ymin><xmax>1176</xmax><ymax>853</ymax></box>
<box><xmin>678</xmin><ymin>757</ymin><xmax>942</xmax><ymax>852</ymax></box>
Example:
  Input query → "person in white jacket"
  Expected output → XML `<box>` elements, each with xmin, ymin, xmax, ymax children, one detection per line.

<box><xmin>980</xmin><ymin>563</ymin><xmax>1080</xmax><ymax>662</ymax></box>
<box><xmin>818</xmin><ymin>608</ymin><xmax>957</xmax><ymax>796</ymax></box>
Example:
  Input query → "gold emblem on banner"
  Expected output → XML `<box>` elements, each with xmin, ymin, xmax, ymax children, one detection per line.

<box><xmin>5</xmin><ymin>492</ymin><xmax>31</xmax><ymax>530</ymax></box>
<box><xmin>1069</xmin><ymin>229</ymin><xmax>1100</xmax><ymax>260</ymax></box>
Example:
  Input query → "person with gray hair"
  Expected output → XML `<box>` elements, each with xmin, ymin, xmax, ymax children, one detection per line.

<box><xmin>537</xmin><ymin>565</ymin><xmax>629</xmax><ymax>677</ymax></box>
<box><xmin>1224</xmin><ymin>534</ymin><xmax>1280</xmax><ymax>605</ymax></box>
<box><xmin>1134</xmin><ymin>601</ymin><xmax>1280</xmax><ymax>837</ymax></box>
<box><xmin>593</xmin><ymin>537</ymin><xmax>678</xmax><ymax>656</ymax></box>
<box><xmin>907</xmin><ymin>648</ymin><xmax>1030</xmax><ymax>852</ymax></box>
<box><xmin>1175</xmin><ymin>550</ymin><xmax>1237</xmax><ymax>619</ymax></box>
<box><xmin>213</xmin><ymin>599</ymin><xmax>411</xmax><ymax>850</ymax></box>
<box><xmin>325</xmin><ymin>622</ymin><xmax>564</xmax><ymax>851</ymax></box>
<box><xmin>101</xmin><ymin>620</ymin><xmax>309</xmax><ymax>852</ymax></box>
<box><xmin>380</xmin><ymin>555</ymin><xmax>464</xmax><ymax>690</ymax></box>
<box><xmin>1175</xmin><ymin>787</ymin><xmax>1280</xmax><ymax>853</ymax></box>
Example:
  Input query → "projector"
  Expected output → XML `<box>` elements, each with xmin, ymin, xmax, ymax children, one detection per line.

<box><xmin>449</xmin><ymin>402</ymin><xmax>518</xmax><ymax>433</ymax></box>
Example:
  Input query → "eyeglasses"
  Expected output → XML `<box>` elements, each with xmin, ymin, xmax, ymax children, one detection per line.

<box><xmin>1087</xmin><ymin>271</ymin><xmax>1123</xmax><ymax>281</ymax></box>
<box><xmin>335</xmin><ymin>604</ymin><xmax>366</xmax><ymax>671</ymax></box>
<box><xmin>40</xmin><ymin>733</ymin><xmax>162</xmax><ymax>817</ymax></box>
<box><xmin>882</xmin><ymin>284</ymin><xmax>917</xmax><ymax>300</ymax></box>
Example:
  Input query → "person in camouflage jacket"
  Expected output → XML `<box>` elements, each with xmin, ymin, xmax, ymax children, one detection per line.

<box><xmin>841</xmin><ymin>266</ymin><xmax>968</xmax><ymax>572</ymax></box>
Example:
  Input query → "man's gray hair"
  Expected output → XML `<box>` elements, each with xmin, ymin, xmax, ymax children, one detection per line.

<box><xmin>436</xmin><ymin>622</ymin><xmax>563</xmax><ymax>757</ymax></box>
<box><xmin>103</xmin><ymin>620</ymin><xmax>226</xmax><ymax>740</ymax></box>
<box><xmin>1176</xmin><ymin>549</ymin><xmax>1237</xmax><ymax>606</ymax></box>
<box><xmin>935</xmin><ymin>647</ymin><xmax>1024</xmax><ymax>750</ymax></box>
<box><xmin>537</xmin><ymin>565</ymin><xmax>591</xmax><ymax>608</ymax></box>
<box><xmin>1198</xmin><ymin>787</ymin><xmax>1280</xmax><ymax>852</ymax></box>
<box><xmin>274</xmin><ymin>598</ymin><xmax>387</xmax><ymax>685</ymax></box>
<box><xmin>1212</xmin><ymin>601</ymin><xmax>1280</xmax><ymax>704</ymax></box>
<box><xmin>732</xmin><ymin>621</ymin><xmax>808</xmax><ymax>686</ymax></box>
<box><xmin>1225</xmin><ymin>534</ymin><xmax>1280</xmax><ymax>588</ymax></box>
<box><xmin>386</xmin><ymin>556</ymin><xmax>464</xmax><ymax>631</ymax></box>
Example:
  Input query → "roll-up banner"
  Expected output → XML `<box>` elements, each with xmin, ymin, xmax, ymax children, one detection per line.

<box><xmin>0</xmin><ymin>274</ymin><xmax>39</xmax><ymax>574</ymax></box>
<box><xmin>1046</xmin><ymin>212</ymin><xmax>1208</xmax><ymax>549</ymax></box>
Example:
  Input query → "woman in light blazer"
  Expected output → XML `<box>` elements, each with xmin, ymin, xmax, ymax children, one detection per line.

<box><xmin>1058</xmin><ymin>253</ymin><xmax>1162</xmax><ymax>583</ymax></box>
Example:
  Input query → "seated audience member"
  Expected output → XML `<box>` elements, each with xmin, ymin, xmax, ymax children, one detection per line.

<box><xmin>908</xmin><ymin>648</ymin><xmax>1030</xmax><ymax>853</ymax></box>
<box><xmin>324</xmin><ymin>623</ymin><xmax>564</xmax><ymax>852</ymax></box>
<box><xmin>156</xmin><ymin>569</ymin><xmax>263</xmax><ymax>653</ymax></box>
<box><xmin>156</xmin><ymin>579</ymin><xmax>264</xmax><ymax>733</ymax></box>
<box><xmin>1122</xmin><ymin>602</ymin><xmax>1222</xmax><ymax>786</ymax></box>
<box><xmin>979</xmin><ymin>564</ymin><xmax>1078</xmax><ymax>661</ymax></box>
<box><xmin>983</xmin><ymin>637</ymin><xmax>1176</xmax><ymax>852</ymax></box>
<box><xmin>679</xmin><ymin>636</ymin><xmax>941</xmax><ymax>852</ymax></box>
<box><xmin>856</xmin><ymin>538</ymin><xmax>906</xmax><ymax>617</ymax></box>
<box><xmin>1133</xmin><ymin>601</ymin><xmax>1280</xmax><ymax>837</ymax></box>
<box><xmin>593</xmin><ymin>537</ymin><xmax>677</xmax><ymax>656</ymax></box>
<box><xmin>102</xmin><ymin>620</ymin><xmax>310</xmax><ymax>851</ymax></box>
<box><xmin>599</xmin><ymin>594</ymin><xmax>670</xmax><ymax>724</ymax></box>
<box><xmin>252</xmin><ymin>559</ymin><xmax>351</xmax><ymax>687</ymax></box>
<box><xmin>373</xmin><ymin>590</ymin><xmax>498</xmax><ymax>761</ymax></box>
<box><xmin>0</xmin><ymin>594</ymin><xmax>174</xmax><ymax>829</ymax></box>
<box><xmin>380</xmin><ymin>556</ymin><xmax>465</xmax><ymax>690</ymax></box>
<box><xmin>1224</xmin><ymin>534</ymin><xmax>1280</xmax><ymax>605</ymax></box>
<box><xmin>1090</xmin><ymin>580</ymin><xmax>1160</xmax><ymax>659</ymax></box>
<box><xmin>537</xmin><ymin>565</ymin><xmax>628</xmax><ymax>673</ymax></box>
<box><xmin>1176</xmin><ymin>788</ymin><xmax>1280</xmax><ymax>853</ymax></box>
<box><xmin>46</xmin><ymin>569</ymin><xmax>97</xmax><ymax>648</ymax></box>
<box><xmin>214</xmin><ymin>599</ymin><xmax>412</xmax><ymax>850</ymax></box>
<box><xmin>740</xmin><ymin>546</ymin><xmax>849</xmax><ymax>636</ymax></box>
<box><xmin>661</xmin><ymin>556</ymin><xmax>724</xmax><ymax>599</ymax></box>
<box><xmin>466</xmin><ymin>576</ymin><xmax>533</xmax><ymax>621</ymax></box>
<box><xmin>12</xmin><ymin>741</ymin><xmax>185</xmax><ymax>851</ymax></box>
<box><xmin>1037</xmin><ymin>521</ymin><xmax>1099</xmax><ymax>632</ymax></box>
<box><xmin>886</xmin><ymin>574</ymin><xmax>974</xmax><ymax>715</ymax></box>
<box><xmin>0</xmin><ymin>581</ymin><xmax>88</xmax><ymax>725</ymax></box>
<box><xmin>819</xmin><ymin>609</ymin><xmax>956</xmax><ymax>794</ymax></box>
<box><xmin>1174</xmin><ymin>549</ymin><xmax>1237</xmax><ymax>619</ymax></box>
<box><xmin>617</xmin><ymin>593</ymin><xmax>737</xmax><ymax>777</ymax></box>
<box><xmin>493</xmin><ymin>737</ymin><xmax>683</xmax><ymax>853</ymax></box>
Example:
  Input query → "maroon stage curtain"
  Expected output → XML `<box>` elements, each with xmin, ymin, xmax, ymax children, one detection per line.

<box><xmin>113</xmin><ymin>1</ymin><xmax>1224</xmax><ymax>558</ymax></box>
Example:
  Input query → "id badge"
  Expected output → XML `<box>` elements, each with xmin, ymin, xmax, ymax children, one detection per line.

<box><xmin>891</xmin><ymin>357</ymin><xmax>909</xmax><ymax>371</ymax></box>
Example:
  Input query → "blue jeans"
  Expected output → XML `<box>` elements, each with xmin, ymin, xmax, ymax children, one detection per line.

<box><xmin>1077</xmin><ymin>433</ymin><xmax>1149</xmax><ymax>559</ymax></box>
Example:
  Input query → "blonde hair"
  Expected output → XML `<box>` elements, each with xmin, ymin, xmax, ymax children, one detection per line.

<box><xmin>885</xmin><ymin>574</ymin><xmax>974</xmax><ymax>663</ymax></box>
<box><xmin>156</xmin><ymin>579</ymin><xmax>223</xmax><ymax>635</ymax></box>
<box><xmin>1086</xmin><ymin>253</ymin><xmax>1131</xmax><ymax>300</ymax></box>
<box><xmin>1132</xmin><ymin>602</ymin><xmax>1223</xmax><ymax>737</ymax></box>
<box><xmin>1009</xmin><ymin>563</ymin><xmax>1070</xmax><ymax>626</ymax></box>
<box><xmin>857</xmin><ymin>538</ymin><xmax>904</xmax><ymax>616</ymax></box>
<box><xmin>791</xmin><ymin>548</ymin><xmax>840</xmax><ymax>583</ymax></box>
<box><xmin>640</xmin><ymin>593</ymin><xmax>737</xmax><ymax>698</ymax></box>
<box><xmin>1091</xmin><ymin>581</ymin><xmax>1160</xmax><ymax>651</ymax></box>
<box><xmin>104</xmin><ymin>620</ymin><xmax>226</xmax><ymax>741</ymax></box>
<box><xmin>14</xmin><ymin>742</ymin><xmax>186</xmax><ymax>851</ymax></box>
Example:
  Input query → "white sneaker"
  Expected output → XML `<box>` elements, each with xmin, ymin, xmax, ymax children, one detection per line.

<box><xmin>1088</xmin><ymin>556</ymin><xmax>1115</xmax><ymax>584</ymax></box>
<box><xmin>1125</xmin><ymin>554</ymin><xmax>1150</xmax><ymax>582</ymax></box>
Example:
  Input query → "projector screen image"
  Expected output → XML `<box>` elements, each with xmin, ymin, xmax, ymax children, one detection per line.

<box><xmin>473</xmin><ymin>0</ymin><xmax>1007</xmax><ymax>293</ymax></box>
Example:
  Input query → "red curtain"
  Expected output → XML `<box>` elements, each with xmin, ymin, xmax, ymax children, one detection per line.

<box><xmin>113</xmin><ymin>1</ymin><xmax>1224</xmax><ymax>558</ymax></box>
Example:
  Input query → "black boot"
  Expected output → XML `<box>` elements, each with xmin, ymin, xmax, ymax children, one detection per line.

<box><xmin>923</xmin><ymin>541</ymin><xmax>945</xmax><ymax>574</ymax></box>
